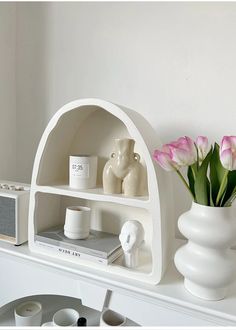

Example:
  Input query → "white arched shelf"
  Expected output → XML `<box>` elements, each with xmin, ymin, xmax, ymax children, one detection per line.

<box><xmin>28</xmin><ymin>98</ymin><xmax>173</xmax><ymax>285</ymax></box>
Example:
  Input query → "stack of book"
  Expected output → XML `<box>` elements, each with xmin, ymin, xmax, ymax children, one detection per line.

<box><xmin>35</xmin><ymin>227</ymin><xmax>123</xmax><ymax>265</ymax></box>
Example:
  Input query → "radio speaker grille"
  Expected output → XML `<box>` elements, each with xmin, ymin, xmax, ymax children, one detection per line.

<box><xmin>0</xmin><ymin>196</ymin><xmax>15</xmax><ymax>237</ymax></box>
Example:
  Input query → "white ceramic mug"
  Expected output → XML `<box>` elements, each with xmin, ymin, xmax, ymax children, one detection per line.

<box><xmin>14</xmin><ymin>301</ymin><xmax>42</xmax><ymax>326</ymax></box>
<box><xmin>69</xmin><ymin>155</ymin><xmax>97</xmax><ymax>189</ymax></box>
<box><xmin>64</xmin><ymin>206</ymin><xmax>91</xmax><ymax>239</ymax></box>
<box><xmin>100</xmin><ymin>309</ymin><xmax>127</xmax><ymax>327</ymax></box>
<box><xmin>52</xmin><ymin>308</ymin><xmax>79</xmax><ymax>327</ymax></box>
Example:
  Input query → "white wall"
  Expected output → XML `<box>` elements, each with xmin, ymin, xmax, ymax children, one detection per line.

<box><xmin>0</xmin><ymin>3</ymin><xmax>16</xmax><ymax>180</ymax></box>
<box><xmin>14</xmin><ymin>2</ymin><xmax>236</xmax><ymax>222</ymax></box>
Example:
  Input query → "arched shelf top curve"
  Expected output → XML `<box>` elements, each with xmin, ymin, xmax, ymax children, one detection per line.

<box><xmin>29</xmin><ymin>98</ymin><xmax>173</xmax><ymax>285</ymax></box>
<box><xmin>32</xmin><ymin>98</ymin><xmax>160</xmax><ymax>192</ymax></box>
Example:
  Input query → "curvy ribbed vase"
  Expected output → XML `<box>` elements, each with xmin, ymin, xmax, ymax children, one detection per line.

<box><xmin>174</xmin><ymin>202</ymin><xmax>236</xmax><ymax>301</ymax></box>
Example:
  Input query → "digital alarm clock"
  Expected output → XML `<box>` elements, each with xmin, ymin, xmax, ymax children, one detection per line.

<box><xmin>0</xmin><ymin>181</ymin><xmax>30</xmax><ymax>245</ymax></box>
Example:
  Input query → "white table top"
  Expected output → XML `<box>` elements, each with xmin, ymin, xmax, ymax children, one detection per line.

<box><xmin>0</xmin><ymin>239</ymin><xmax>236</xmax><ymax>325</ymax></box>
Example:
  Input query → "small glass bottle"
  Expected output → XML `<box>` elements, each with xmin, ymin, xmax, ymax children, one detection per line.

<box><xmin>77</xmin><ymin>317</ymin><xmax>87</xmax><ymax>326</ymax></box>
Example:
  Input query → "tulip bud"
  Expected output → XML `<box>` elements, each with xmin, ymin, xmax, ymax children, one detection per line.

<box><xmin>196</xmin><ymin>136</ymin><xmax>209</xmax><ymax>162</ymax></box>
<box><xmin>153</xmin><ymin>149</ymin><xmax>178</xmax><ymax>171</ymax></box>
<box><xmin>220</xmin><ymin>136</ymin><xmax>236</xmax><ymax>171</ymax></box>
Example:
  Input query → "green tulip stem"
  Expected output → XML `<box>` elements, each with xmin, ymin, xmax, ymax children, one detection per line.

<box><xmin>176</xmin><ymin>169</ymin><xmax>195</xmax><ymax>200</ymax></box>
<box><xmin>190</xmin><ymin>165</ymin><xmax>196</xmax><ymax>180</ymax></box>
<box><xmin>216</xmin><ymin>169</ymin><xmax>229</xmax><ymax>206</ymax></box>
<box><xmin>194</xmin><ymin>143</ymin><xmax>199</xmax><ymax>170</ymax></box>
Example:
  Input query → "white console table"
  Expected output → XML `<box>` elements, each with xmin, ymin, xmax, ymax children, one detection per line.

<box><xmin>0</xmin><ymin>239</ymin><xmax>236</xmax><ymax>327</ymax></box>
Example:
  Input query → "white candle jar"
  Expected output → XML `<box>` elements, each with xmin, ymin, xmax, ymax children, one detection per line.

<box><xmin>69</xmin><ymin>155</ymin><xmax>97</xmax><ymax>189</ymax></box>
<box><xmin>14</xmin><ymin>301</ymin><xmax>42</xmax><ymax>326</ymax></box>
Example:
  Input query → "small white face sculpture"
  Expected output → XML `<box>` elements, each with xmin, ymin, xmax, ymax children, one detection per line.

<box><xmin>119</xmin><ymin>220</ymin><xmax>144</xmax><ymax>254</ymax></box>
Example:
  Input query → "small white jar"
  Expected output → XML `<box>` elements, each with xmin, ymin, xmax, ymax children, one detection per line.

<box><xmin>53</xmin><ymin>308</ymin><xmax>79</xmax><ymax>327</ymax></box>
<box><xmin>69</xmin><ymin>155</ymin><xmax>97</xmax><ymax>189</ymax></box>
<box><xmin>100</xmin><ymin>309</ymin><xmax>127</xmax><ymax>327</ymax></box>
<box><xmin>14</xmin><ymin>301</ymin><xmax>42</xmax><ymax>326</ymax></box>
<box><xmin>64</xmin><ymin>206</ymin><xmax>91</xmax><ymax>239</ymax></box>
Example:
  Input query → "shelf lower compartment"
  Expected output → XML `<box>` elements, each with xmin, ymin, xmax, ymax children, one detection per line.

<box><xmin>30</xmin><ymin>191</ymin><xmax>154</xmax><ymax>282</ymax></box>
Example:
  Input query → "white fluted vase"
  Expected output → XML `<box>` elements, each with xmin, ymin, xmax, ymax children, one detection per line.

<box><xmin>174</xmin><ymin>202</ymin><xmax>236</xmax><ymax>301</ymax></box>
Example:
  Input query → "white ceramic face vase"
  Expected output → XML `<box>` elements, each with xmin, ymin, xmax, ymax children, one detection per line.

<box><xmin>119</xmin><ymin>220</ymin><xmax>144</xmax><ymax>268</ymax></box>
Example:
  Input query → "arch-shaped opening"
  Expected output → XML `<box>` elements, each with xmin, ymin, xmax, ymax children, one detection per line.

<box><xmin>36</xmin><ymin>105</ymin><xmax>148</xmax><ymax>190</ymax></box>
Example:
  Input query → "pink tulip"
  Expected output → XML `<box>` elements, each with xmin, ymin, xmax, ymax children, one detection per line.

<box><xmin>153</xmin><ymin>136</ymin><xmax>197</xmax><ymax>171</ymax></box>
<box><xmin>220</xmin><ymin>136</ymin><xmax>236</xmax><ymax>171</ymax></box>
<box><xmin>166</xmin><ymin>136</ymin><xmax>197</xmax><ymax>166</ymax></box>
<box><xmin>196</xmin><ymin>136</ymin><xmax>209</xmax><ymax>161</ymax></box>
<box><xmin>153</xmin><ymin>149</ymin><xmax>179</xmax><ymax>171</ymax></box>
